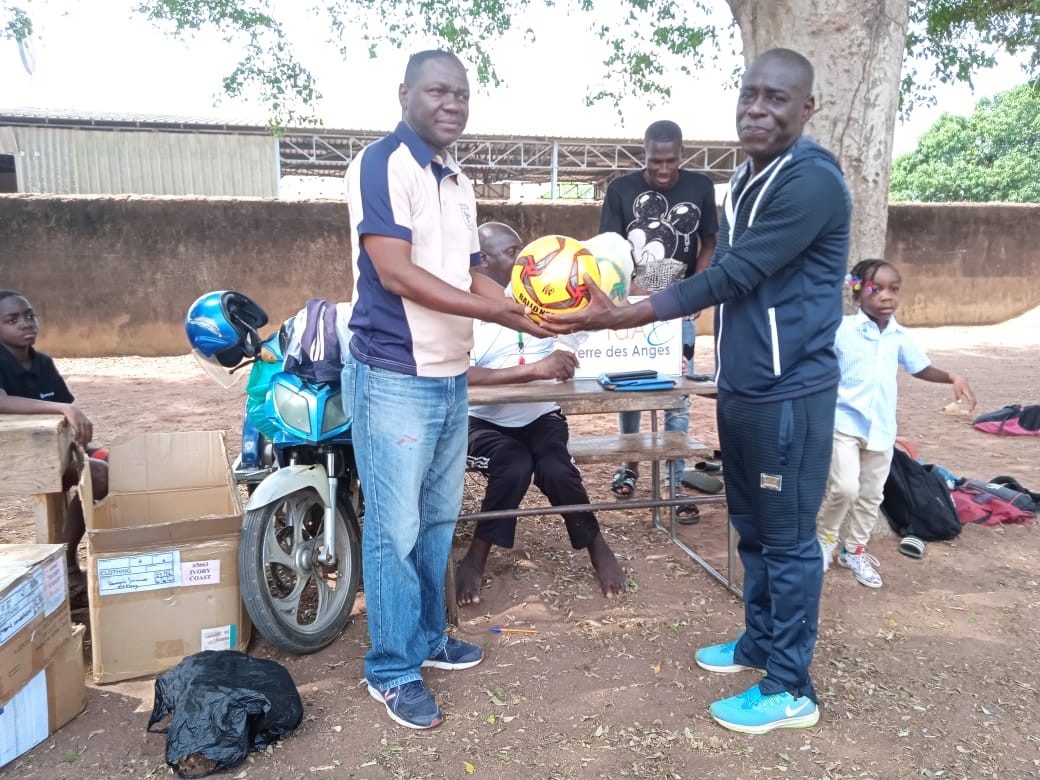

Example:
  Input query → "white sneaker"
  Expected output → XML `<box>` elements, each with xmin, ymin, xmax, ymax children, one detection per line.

<box><xmin>838</xmin><ymin>546</ymin><xmax>883</xmax><ymax>588</ymax></box>
<box><xmin>819</xmin><ymin>534</ymin><xmax>839</xmax><ymax>572</ymax></box>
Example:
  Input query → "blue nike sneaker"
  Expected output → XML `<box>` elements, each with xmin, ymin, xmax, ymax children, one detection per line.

<box><xmin>695</xmin><ymin>635</ymin><xmax>754</xmax><ymax>673</ymax></box>
<box><xmin>709</xmin><ymin>684</ymin><xmax>819</xmax><ymax>734</ymax></box>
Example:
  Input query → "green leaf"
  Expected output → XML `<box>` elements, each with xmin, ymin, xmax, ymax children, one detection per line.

<box><xmin>891</xmin><ymin>83</ymin><xmax>1040</xmax><ymax>202</ymax></box>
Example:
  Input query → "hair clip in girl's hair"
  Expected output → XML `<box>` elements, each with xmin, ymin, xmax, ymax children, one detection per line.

<box><xmin>845</xmin><ymin>273</ymin><xmax>879</xmax><ymax>296</ymax></box>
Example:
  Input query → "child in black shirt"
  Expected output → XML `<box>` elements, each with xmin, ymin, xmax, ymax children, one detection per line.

<box><xmin>0</xmin><ymin>290</ymin><xmax>109</xmax><ymax>605</ymax></box>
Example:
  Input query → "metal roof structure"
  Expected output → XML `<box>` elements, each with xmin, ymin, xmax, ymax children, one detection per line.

<box><xmin>279</xmin><ymin>131</ymin><xmax>744</xmax><ymax>188</ymax></box>
<box><xmin>1</xmin><ymin>109</ymin><xmax>744</xmax><ymax>197</ymax></box>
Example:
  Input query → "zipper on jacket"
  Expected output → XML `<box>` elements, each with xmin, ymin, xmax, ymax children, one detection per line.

<box><xmin>748</xmin><ymin>156</ymin><xmax>790</xmax><ymax>228</ymax></box>
<box><xmin>767</xmin><ymin>306</ymin><xmax>781</xmax><ymax>376</ymax></box>
<box><xmin>726</xmin><ymin>153</ymin><xmax>792</xmax><ymax>243</ymax></box>
<box><xmin>714</xmin><ymin>303</ymin><xmax>725</xmax><ymax>384</ymax></box>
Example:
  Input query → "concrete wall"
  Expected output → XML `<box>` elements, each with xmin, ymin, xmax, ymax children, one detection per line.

<box><xmin>885</xmin><ymin>203</ymin><xmax>1040</xmax><ymax>326</ymax></box>
<box><xmin>2</xmin><ymin>195</ymin><xmax>1038</xmax><ymax>357</ymax></box>
<box><xmin>1</xmin><ymin>195</ymin><xmax>353</xmax><ymax>357</ymax></box>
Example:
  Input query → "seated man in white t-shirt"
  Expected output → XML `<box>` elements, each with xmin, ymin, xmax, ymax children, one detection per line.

<box><xmin>456</xmin><ymin>222</ymin><xmax>628</xmax><ymax>606</ymax></box>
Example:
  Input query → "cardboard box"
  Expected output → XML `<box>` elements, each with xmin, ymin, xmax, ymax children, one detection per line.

<box><xmin>0</xmin><ymin>623</ymin><xmax>86</xmax><ymax>768</ymax></box>
<box><xmin>0</xmin><ymin>544</ymin><xmax>72</xmax><ymax>700</ymax></box>
<box><xmin>90</xmin><ymin>430</ymin><xmax>240</xmax><ymax>529</ymax></box>
<box><xmin>85</xmin><ymin>431</ymin><xmax>251</xmax><ymax>684</ymax></box>
<box><xmin>46</xmin><ymin>623</ymin><xmax>87</xmax><ymax>732</ymax></box>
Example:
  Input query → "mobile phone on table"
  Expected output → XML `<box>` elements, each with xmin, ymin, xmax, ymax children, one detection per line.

<box><xmin>603</xmin><ymin>370</ymin><xmax>658</xmax><ymax>382</ymax></box>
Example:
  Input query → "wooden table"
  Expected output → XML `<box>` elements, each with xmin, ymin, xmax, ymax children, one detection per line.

<box><xmin>0</xmin><ymin>414</ymin><xmax>74</xmax><ymax>544</ymax></box>
<box><xmin>467</xmin><ymin>377</ymin><xmax>717</xmax><ymax>412</ymax></box>
<box><xmin>469</xmin><ymin>378</ymin><xmax>716</xmax><ymax>517</ymax></box>
<box><xmin>462</xmin><ymin>377</ymin><xmax>740</xmax><ymax>603</ymax></box>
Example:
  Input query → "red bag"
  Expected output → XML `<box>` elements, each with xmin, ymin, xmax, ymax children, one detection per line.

<box><xmin>951</xmin><ymin>481</ymin><xmax>1036</xmax><ymax>526</ymax></box>
<box><xmin>972</xmin><ymin>404</ymin><xmax>1040</xmax><ymax>436</ymax></box>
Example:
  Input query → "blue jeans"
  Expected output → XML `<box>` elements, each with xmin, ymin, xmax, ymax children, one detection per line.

<box><xmin>342</xmin><ymin>357</ymin><xmax>469</xmax><ymax>691</ymax></box>
<box><xmin>617</xmin><ymin>318</ymin><xmax>697</xmax><ymax>482</ymax></box>
<box><xmin>682</xmin><ymin>317</ymin><xmax>698</xmax><ymax>379</ymax></box>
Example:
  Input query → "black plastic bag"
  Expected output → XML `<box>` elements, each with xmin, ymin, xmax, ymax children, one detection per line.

<box><xmin>147</xmin><ymin>650</ymin><xmax>303</xmax><ymax>778</ymax></box>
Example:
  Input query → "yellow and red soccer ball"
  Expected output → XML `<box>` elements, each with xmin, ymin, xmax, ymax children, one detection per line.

<box><xmin>510</xmin><ymin>235</ymin><xmax>601</xmax><ymax>322</ymax></box>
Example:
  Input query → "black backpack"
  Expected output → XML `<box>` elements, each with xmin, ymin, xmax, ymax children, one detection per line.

<box><xmin>881</xmin><ymin>448</ymin><xmax>962</xmax><ymax>541</ymax></box>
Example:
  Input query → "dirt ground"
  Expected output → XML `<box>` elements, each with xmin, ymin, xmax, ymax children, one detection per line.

<box><xmin>2</xmin><ymin>310</ymin><xmax>1039</xmax><ymax>780</ymax></box>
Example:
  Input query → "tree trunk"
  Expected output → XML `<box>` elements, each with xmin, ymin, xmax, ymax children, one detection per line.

<box><xmin>725</xmin><ymin>0</ymin><xmax>909</xmax><ymax>270</ymax></box>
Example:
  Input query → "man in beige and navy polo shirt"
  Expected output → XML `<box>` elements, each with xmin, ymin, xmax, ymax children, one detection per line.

<box><xmin>342</xmin><ymin>49</ymin><xmax>548</xmax><ymax>731</ymax></box>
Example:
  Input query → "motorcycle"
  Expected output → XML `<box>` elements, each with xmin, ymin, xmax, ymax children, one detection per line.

<box><xmin>186</xmin><ymin>292</ymin><xmax>362</xmax><ymax>655</ymax></box>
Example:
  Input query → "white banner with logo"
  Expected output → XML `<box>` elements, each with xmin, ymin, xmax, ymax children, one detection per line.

<box><xmin>568</xmin><ymin>306</ymin><xmax>683</xmax><ymax>379</ymax></box>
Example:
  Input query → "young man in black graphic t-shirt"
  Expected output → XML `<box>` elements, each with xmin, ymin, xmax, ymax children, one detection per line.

<box><xmin>599</xmin><ymin>121</ymin><xmax>717</xmax><ymax>508</ymax></box>
<box><xmin>600</xmin><ymin>128</ymin><xmax>718</xmax><ymax>289</ymax></box>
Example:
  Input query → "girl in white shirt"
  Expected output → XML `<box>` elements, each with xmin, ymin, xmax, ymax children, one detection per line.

<box><xmin>816</xmin><ymin>259</ymin><xmax>976</xmax><ymax>587</ymax></box>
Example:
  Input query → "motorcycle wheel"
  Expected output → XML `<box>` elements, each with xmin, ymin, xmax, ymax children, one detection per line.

<box><xmin>239</xmin><ymin>487</ymin><xmax>360</xmax><ymax>654</ymax></box>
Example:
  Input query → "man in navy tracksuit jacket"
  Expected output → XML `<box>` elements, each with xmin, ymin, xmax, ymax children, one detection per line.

<box><xmin>543</xmin><ymin>48</ymin><xmax>851</xmax><ymax>734</ymax></box>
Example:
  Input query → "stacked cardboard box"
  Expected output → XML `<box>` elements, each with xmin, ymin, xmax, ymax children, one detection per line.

<box><xmin>84</xmin><ymin>431</ymin><xmax>251</xmax><ymax>684</ymax></box>
<box><xmin>0</xmin><ymin>544</ymin><xmax>86</xmax><ymax>768</ymax></box>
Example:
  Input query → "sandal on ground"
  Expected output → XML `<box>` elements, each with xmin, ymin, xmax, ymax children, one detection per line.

<box><xmin>682</xmin><ymin>470</ymin><xmax>724</xmax><ymax>494</ymax></box>
<box><xmin>676</xmin><ymin>503</ymin><xmax>701</xmax><ymax>525</ymax></box>
<box><xmin>610</xmin><ymin>467</ymin><xmax>638</xmax><ymax>498</ymax></box>
<box><xmin>899</xmin><ymin>535</ymin><xmax>925</xmax><ymax>559</ymax></box>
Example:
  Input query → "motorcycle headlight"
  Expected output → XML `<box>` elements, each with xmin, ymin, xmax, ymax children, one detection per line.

<box><xmin>272</xmin><ymin>382</ymin><xmax>312</xmax><ymax>434</ymax></box>
<box><xmin>322</xmin><ymin>392</ymin><xmax>348</xmax><ymax>434</ymax></box>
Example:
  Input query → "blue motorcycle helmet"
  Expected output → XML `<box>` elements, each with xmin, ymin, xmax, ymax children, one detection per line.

<box><xmin>185</xmin><ymin>291</ymin><xmax>269</xmax><ymax>369</ymax></box>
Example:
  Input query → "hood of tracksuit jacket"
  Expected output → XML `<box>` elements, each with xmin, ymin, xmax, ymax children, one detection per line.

<box><xmin>650</xmin><ymin>136</ymin><xmax>851</xmax><ymax>402</ymax></box>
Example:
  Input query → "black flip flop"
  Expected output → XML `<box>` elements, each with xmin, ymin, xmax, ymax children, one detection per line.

<box><xmin>899</xmin><ymin>535</ymin><xmax>925</xmax><ymax>559</ymax></box>
<box><xmin>696</xmin><ymin>450</ymin><xmax>724</xmax><ymax>473</ymax></box>
<box><xmin>610</xmin><ymin>467</ymin><xmax>638</xmax><ymax>499</ymax></box>
<box><xmin>682</xmin><ymin>470</ymin><xmax>724</xmax><ymax>494</ymax></box>
<box><xmin>676</xmin><ymin>504</ymin><xmax>701</xmax><ymax>525</ymax></box>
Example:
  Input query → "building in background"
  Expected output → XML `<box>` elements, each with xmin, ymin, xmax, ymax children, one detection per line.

<box><xmin>0</xmin><ymin>109</ymin><xmax>743</xmax><ymax>200</ymax></box>
<box><xmin>0</xmin><ymin>110</ymin><xmax>279</xmax><ymax>197</ymax></box>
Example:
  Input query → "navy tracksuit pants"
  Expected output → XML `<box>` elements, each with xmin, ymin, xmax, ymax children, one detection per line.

<box><xmin>717</xmin><ymin>387</ymin><xmax>836</xmax><ymax>703</ymax></box>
